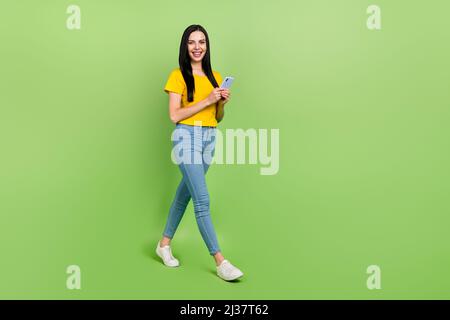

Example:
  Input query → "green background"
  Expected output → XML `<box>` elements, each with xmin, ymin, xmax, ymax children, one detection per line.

<box><xmin>1</xmin><ymin>0</ymin><xmax>449</xmax><ymax>299</ymax></box>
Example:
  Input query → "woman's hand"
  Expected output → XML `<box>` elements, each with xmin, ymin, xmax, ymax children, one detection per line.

<box><xmin>207</xmin><ymin>88</ymin><xmax>223</xmax><ymax>105</ymax></box>
<box><xmin>219</xmin><ymin>88</ymin><xmax>231</xmax><ymax>105</ymax></box>
<box><xmin>215</xmin><ymin>88</ymin><xmax>229</xmax><ymax>123</ymax></box>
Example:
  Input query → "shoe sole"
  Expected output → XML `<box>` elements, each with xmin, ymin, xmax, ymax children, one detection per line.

<box><xmin>218</xmin><ymin>272</ymin><xmax>244</xmax><ymax>281</ymax></box>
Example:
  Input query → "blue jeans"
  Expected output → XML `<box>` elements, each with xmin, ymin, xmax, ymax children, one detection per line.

<box><xmin>162</xmin><ymin>123</ymin><xmax>221</xmax><ymax>255</ymax></box>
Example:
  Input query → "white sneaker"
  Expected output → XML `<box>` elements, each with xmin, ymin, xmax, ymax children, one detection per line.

<box><xmin>156</xmin><ymin>241</ymin><xmax>179</xmax><ymax>267</ymax></box>
<box><xmin>216</xmin><ymin>260</ymin><xmax>244</xmax><ymax>281</ymax></box>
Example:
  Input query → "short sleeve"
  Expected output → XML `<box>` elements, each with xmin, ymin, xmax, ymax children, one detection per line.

<box><xmin>164</xmin><ymin>69</ymin><xmax>185</xmax><ymax>95</ymax></box>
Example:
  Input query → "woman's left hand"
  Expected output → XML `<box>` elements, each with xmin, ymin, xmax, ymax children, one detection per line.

<box><xmin>219</xmin><ymin>88</ymin><xmax>231</xmax><ymax>105</ymax></box>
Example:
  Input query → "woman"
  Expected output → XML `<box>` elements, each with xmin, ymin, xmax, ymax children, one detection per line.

<box><xmin>156</xmin><ymin>24</ymin><xmax>244</xmax><ymax>281</ymax></box>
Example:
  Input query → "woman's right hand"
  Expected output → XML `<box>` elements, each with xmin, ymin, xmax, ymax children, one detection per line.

<box><xmin>207</xmin><ymin>88</ymin><xmax>223</xmax><ymax>105</ymax></box>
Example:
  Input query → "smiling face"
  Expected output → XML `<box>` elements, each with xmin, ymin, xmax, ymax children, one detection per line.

<box><xmin>187</xmin><ymin>31</ymin><xmax>207</xmax><ymax>63</ymax></box>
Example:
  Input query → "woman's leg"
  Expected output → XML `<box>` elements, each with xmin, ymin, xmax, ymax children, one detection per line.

<box><xmin>161</xmin><ymin>161</ymin><xmax>213</xmax><ymax>244</ymax></box>
<box><xmin>161</xmin><ymin>176</ymin><xmax>190</xmax><ymax>241</ymax></box>
<box><xmin>177</xmin><ymin>159</ymin><xmax>220</xmax><ymax>255</ymax></box>
<box><xmin>161</xmin><ymin>124</ymin><xmax>220</xmax><ymax>255</ymax></box>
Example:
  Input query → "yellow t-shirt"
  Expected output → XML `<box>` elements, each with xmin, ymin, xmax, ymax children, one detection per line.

<box><xmin>164</xmin><ymin>68</ymin><xmax>223</xmax><ymax>127</ymax></box>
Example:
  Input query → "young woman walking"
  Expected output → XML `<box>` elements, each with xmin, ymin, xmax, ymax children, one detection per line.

<box><xmin>156</xmin><ymin>24</ymin><xmax>244</xmax><ymax>281</ymax></box>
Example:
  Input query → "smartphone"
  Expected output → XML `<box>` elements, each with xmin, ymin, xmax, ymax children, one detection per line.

<box><xmin>220</xmin><ymin>76</ymin><xmax>234</xmax><ymax>89</ymax></box>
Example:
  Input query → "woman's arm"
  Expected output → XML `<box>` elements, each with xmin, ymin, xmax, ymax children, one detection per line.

<box><xmin>168</xmin><ymin>91</ymin><xmax>218</xmax><ymax>124</ymax></box>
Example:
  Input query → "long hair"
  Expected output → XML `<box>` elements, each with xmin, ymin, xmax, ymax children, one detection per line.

<box><xmin>178</xmin><ymin>24</ymin><xmax>219</xmax><ymax>102</ymax></box>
